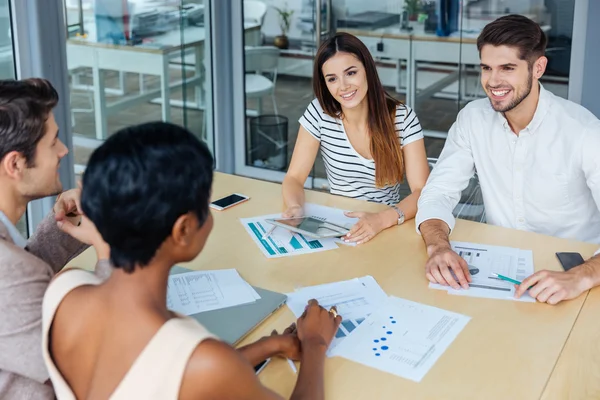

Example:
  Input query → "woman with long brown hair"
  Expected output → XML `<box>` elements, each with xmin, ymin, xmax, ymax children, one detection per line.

<box><xmin>282</xmin><ymin>32</ymin><xmax>430</xmax><ymax>244</ymax></box>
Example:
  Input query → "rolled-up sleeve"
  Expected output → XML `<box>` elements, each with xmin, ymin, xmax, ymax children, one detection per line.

<box><xmin>416</xmin><ymin>112</ymin><xmax>476</xmax><ymax>234</ymax></box>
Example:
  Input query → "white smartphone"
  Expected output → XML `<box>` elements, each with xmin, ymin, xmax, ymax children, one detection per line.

<box><xmin>209</xmin><ymin>193</ymin><xmax>250</xmax><ymax>211</ymax></box>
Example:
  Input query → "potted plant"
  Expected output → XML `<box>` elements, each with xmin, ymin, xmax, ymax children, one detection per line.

<box><xmin>404</xmin><ymin>0</ymin><xmax>422</xmax><ymax>21</ymax></box>
<box><xmin>273</xmin><ymin>5</ymin><xmax>294</xmax><ymax>49</ymax></box>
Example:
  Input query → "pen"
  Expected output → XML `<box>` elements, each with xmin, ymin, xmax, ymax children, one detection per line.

<box><xmin>261</xmin><ymin>225</ymin><xmax>276</xmax><ymax>240</ymax></box>
<box><xmin>490</xmin><ymin>272</ymin><xmax>521</xmax><ymax>285</ymax></box>
<box><xmin>287</xmin><ymin>358</ymin><xmax>297</xmax><ymax>374</ymax></box>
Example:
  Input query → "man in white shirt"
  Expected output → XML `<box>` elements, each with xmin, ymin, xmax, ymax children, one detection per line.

<box><xmin>415</xmin><ymin>15</ymin><xmax>600</xmax><ymax>305</ymax></box>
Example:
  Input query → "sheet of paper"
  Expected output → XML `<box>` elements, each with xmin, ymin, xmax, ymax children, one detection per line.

<box><xmin>332</xmin><ymin>296</ymin><xmax>470</xmax><ymax>382</ymax></box>
<box><xmin>428</xmin><ymin>242</ymin><xmax>535</xmax><ymax>302</ymax></box>
<box><xmin>166</xmin><ymin>269</ymin><xmax>260</xmax><ymax>315</ymax></box>
<box><xmin>286</xmin><ymin>276</ymin><xmax>388</xmax><ymax>354</ymax></box>
<box><xmin>241</xmin><ymin>213</ymin><xmax>340</xmax><ymax>258</ymax></box>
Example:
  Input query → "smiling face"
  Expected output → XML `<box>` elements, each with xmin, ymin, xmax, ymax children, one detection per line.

<box><xmin>321</xmin><ymin>51</ymin><xmax>369</xmax><ymax>110</ymax></box>
<box><xmin>18</xmin><ymin>111</ymin><xmax>68</xmax><ymax>199</ymax></box>
<box><xmin>480</xmin><ymin>44</ymin><xmax>538</xmax><ymax>113</ymax></box>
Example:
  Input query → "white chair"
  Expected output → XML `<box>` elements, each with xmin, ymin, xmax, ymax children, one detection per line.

<box><xmin>243</xmin><ymin>0</ymin><xmax>267</xmax><ymax>25</ymax></box>
<box><xmin>245</xmin><ymin>46</ymin><xmax>280</xmax><ymax>117</ymax></box>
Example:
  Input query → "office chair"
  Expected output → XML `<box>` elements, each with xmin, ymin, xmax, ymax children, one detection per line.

<box><xmin>427</xmin><ymin>157</ymin><xmax>486</xmax><ymax>223</ymax></box>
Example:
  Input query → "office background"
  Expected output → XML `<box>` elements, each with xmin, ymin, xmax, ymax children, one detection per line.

<box><xmin>2</xmin><ymin>0</ymin><xmax>598</xmax><ymax>235</ymax></box>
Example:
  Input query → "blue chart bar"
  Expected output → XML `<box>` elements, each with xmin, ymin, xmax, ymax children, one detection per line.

<box><xmin>342</xmin><ymin>320</ymin><xmax>357</xmax><ymax>333</ymax></box>
<box><xmin>310</xmin><ymin>240</ymin><xmax>323</xmax><ymax>249</ymax></box>
<box><xmin>335</xmin><ymin>328</ymin><xmax>346</xmax><ymax>338</ymax></box>
<box><xmin>256</xmin><ymin>221</ymin><xmax>286</xmax><ymax>254</ymax></box>
<box><xmin>289</xmin><ymin>236</ymin><xmax>303</xmax><ymax>250</ymax></box>
<box><xmin>248</xmin><ymin>223</ymin><xmax>276</xmax><ymax>256</ymax></box>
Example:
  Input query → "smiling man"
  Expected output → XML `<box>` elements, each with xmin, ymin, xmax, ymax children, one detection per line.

<box><xmin>0</xmin><ymin>78</ymin><xmax>110</xmax><ymax>399</ymax></box>
<box><xmin>415</xmin><ymin>15</ymin><xmax>600</xmax><ymax>305</ymax></box>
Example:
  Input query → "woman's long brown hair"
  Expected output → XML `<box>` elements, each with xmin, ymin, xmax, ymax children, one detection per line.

<box><xmin>313</xmin><ymin>32</ymin><xmax>404</xmax><ymax>187</ymax></box>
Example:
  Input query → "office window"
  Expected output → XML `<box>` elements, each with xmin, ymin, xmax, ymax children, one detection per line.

<box><xmin>63</xmin><ymin>0</ymin><xmax>213</xmax><ymax>173</ymax></box>
<box><xmin>0</xmin><ymin>0</ymin><xmax>14</xmax><ymax>80</ymax></box>
<box><xmin>0</xmin><ymin>0</ymin><xmax>27</xmax><ymax>235</ymax></box>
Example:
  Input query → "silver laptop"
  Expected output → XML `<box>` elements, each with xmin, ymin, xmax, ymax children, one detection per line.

<box><xmin>170</xmin><ymin>266</ymin><xmax>287</xmax><ymax>345</ymax></box>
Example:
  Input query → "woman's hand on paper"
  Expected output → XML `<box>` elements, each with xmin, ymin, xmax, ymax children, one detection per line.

<box><xmin>297</xmin><ymin>299</ymin><xmax>341</xmax><ymax>350</ymax></box>
<box><xmin>343</xmin><ymin>209</ymin><xmax>396</xmax><ymax>245</ymax></box>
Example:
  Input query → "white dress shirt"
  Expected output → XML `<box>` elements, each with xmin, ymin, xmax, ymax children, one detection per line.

<box><xmin>416</xmin><ymin>84</ymin><xmax>600</xmax><ymax>244</ymax></box>
<box><xmin>0</xmin><ymin>210</ymin><xmax>27</xmax><ymax>248</ymax></box>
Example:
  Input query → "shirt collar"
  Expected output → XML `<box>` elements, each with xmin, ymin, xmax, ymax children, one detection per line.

<box><xmin>500</xmin><ymin>83</ymin><xmax>550</xmax><ymax>134</ymax></box>
<box><xmin>0</xmin><ymin>210</ymin><xmax>27</xmax><ymax>248</ymax></box>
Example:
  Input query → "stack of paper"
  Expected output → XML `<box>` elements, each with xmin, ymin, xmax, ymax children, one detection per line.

<box><xmin>166</xmin><ymin>269</ymin><xmax>260</xmax><ymax>315</ymax></box>
<box><xmin>286</xmin><ymin>276</ymin><xmax>388</xmax><ymax>354</ymax></box>
<box><xmin>240</xmin><ymin>203</ymin><xmax>359</xmax><ymax>259</ymax></box>
<box><xmin>287</xmin><ymin>277</ymin><xmax>471</xmax><ymax>382</ymax></box>
<box><xmin>429</xmin><ymin>241</ymin><xmax>535</xmax><ymax>302</ymax></box>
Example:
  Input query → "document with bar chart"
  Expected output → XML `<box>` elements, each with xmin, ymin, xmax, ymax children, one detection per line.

<box><xmin>241</xmin><ymin>213</ymin><xmax>339</xmax><ymax>258</ymax></box>
<box><xmin>286</xmin><ymin>276</ymin><xmax>388</xmax><ymax>355</ymax></box>
<box><xmin>333</xmin><ymin>296</ymin><xmax>470</xmax><ymax>382</ymax></box>
<box><xmin>429</xmin><ymin>242</ymin><xmax>535</xmax><ymax>302</ymax></box>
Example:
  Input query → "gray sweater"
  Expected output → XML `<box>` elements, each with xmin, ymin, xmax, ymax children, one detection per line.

<box><xmin>0</xmin><ymin>213</ymin><xmax>111</xmax><ymax>399</ymax></box>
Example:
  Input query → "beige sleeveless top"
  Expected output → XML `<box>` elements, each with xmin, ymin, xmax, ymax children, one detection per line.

<box><xmin>41</xmin><ymin>269</ymin><xmax>217</xmax><ymax>400</ymax></box>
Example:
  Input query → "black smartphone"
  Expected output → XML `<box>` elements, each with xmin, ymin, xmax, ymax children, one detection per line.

<box><xmin>209</xmin><ymin>193</ymin><xmax>250</xmax><ymax>211</ymax></box>
<box><xmin>556</xmin><ymin>252</ymin><xmax>585</xmax><ymax>271</ymax></box>
<box><xmin>254</xmin><ymin>358</ymin><xmax>270</xmax><ymax>374</ymax></box>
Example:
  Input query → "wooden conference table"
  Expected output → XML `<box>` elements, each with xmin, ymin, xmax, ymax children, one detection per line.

<box><xmin>68</xmin><ymin>173</ymin><xmax>599</xmax><ymax>399</ymax></box>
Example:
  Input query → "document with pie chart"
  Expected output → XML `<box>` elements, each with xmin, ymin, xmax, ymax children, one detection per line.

<box><xmin>331</xmin><ymin>296</ymin><xmax>470</xmax><ymax>382</ymax></box>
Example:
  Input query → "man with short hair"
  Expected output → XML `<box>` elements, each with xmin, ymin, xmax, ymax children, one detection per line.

<box><xmin>0</xmin><ymin>78</ymin><xmax>110</xmax><ymax>399</ymax></box>
<box><xmin>415</xmin><ymin>15</ymin><xmax>600</xmax><ymax>305</ymax></box>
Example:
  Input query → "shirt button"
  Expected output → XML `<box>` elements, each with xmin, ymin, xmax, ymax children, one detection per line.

<box><xmin>516</xmin><ymin>167</ymin><xmax>522</xmax><ymax>172</ymax></box>
<box><xmin>512</xmin><ymin>140</ymin><xmax>517</xmax><ymax>144</ymax></box>
<box><xmin>518</xmin><ymin>217</ymin><xmax>525</xmax><ymax>223</ymax></box>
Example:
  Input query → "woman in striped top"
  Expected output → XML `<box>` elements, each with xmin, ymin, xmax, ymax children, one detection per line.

<box><xmin>282</xmin><ymin>32</ymin><xmax>430</xmax><ymax>244</ymax></box>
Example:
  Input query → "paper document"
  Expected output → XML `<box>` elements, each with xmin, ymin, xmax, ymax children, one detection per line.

<box><xmin>429</xmin><ymin>242</ymin><xmax>535</xmax><ymax>302</ymax></box>
<box><xmin>241</xmin><ymin>214</ymin><xmax>339</xmax><ymax>258</ymax></box>
<box><xmin>332</xmin><ymin>296</ymin><xmax>470</xmax><ymax>382</ymax></box>
<box><xmin>166</xmin><ymin>269</ymin><xmax>260</xmax><ymax>315</ymax></box>
<box><xmin>240</xmin><ymin>203</ymin><xmax>360</xmax><ymax>258</ymax></box>
<box><xmin>286</xmin><ymin>276</ymin><xmax>388</xmax><ymax>354</ymax></box>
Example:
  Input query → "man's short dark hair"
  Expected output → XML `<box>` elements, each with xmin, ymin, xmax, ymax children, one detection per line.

<box><xmin>81</xmin><ymin>122</ymin><xmax>214</xmax><ymax>273</ymax></box>
<box><xmin>0</xmin><ymin>78</ymin><xmax>59</xmax><ymax>166</ymax></box>
<box><xmin>477</xmin><ymin>14</ymin><xmax>547</xmax><ymax>64</ymax></box>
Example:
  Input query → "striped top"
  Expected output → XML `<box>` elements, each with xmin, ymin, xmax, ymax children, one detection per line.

<box><xmin>299</xmin><ymin>98</ymin><xmax>424</xmax><ymax>205</ymax></box>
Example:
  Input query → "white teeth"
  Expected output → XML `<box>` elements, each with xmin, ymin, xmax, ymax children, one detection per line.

<box><xmin>491</xmin><ymin>89</ymin><xmax>509</xmax><ymax>96</ymax></box>
<box><xmin>341</xmin><ymin>90</ymin><xmax>356</xmax><ymax>99</ymax></box>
